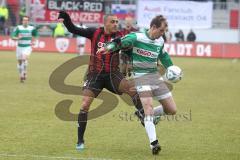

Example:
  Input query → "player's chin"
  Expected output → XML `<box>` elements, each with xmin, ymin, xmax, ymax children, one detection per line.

<box><xmin>112</xmin><ymin>28</ymin><xmax>118</xmax><ymax>33</ymax></box>
<box><xmin>155</xmin><ymin>35</ymin><xmax>161</xmax><ymax>39</ymax></box>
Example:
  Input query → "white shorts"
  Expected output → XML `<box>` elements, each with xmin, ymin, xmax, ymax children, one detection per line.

<box><xmin>76</xmin><ymin>37</ymin><xmax>86</xmax><ymax>46</ymax></box>
<box><xmin>136</xmin><ymin>85</ymin><xmax>172</xmax><ymax>100</ymax></box>
<box><xmin>16</xmin><ymin>46</ymin><xmax>32</xmax><ymax>60</ymax></box>
<box><xmin>134</xmin><ymin>73</ymin><xmax>172</xmax><ymax>100</ymax></box>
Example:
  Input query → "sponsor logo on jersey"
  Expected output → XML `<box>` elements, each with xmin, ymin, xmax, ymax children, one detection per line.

<box><xmin>136</xmin><ymin>48</ymin><xmax>156</xmax><ymax>58</ymax></box>
<box><xmin>55</xmin><ymin>38</ymin><xmax>70</xmax><ymax>53</ymax></box>
<box><xmin>97</xmin><ymin>42</ymin><xmax>106</xmax><ymax>48</ymax></box>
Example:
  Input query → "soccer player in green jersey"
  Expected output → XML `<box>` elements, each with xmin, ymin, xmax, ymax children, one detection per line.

<box><xmin>98</xmin><ymin>15</ymin><xmax>177</xmax><ymax>155</ymax></box>
<box><xmin>11</xmin><ymin>16</ymin><xmax>38</xmax><ymax>83</ymax></box>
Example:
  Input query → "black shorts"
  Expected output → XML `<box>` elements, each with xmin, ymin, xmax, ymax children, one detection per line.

<box><xmin>83</xmin><ymin>71</ymin><xmax>124</xmax><ymax>97</ymax></box>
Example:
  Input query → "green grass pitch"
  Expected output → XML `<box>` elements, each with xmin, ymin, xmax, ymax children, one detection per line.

<box><xmin>0</xmin><ymin>51</ymin><xmax>240</xmax><ymax>160</ymax></box>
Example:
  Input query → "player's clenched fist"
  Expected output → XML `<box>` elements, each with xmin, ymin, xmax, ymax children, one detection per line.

<box><xmin>58</xmin><ymin>11</ymin><xmax>69</xmax><ymax>22</ymax></box>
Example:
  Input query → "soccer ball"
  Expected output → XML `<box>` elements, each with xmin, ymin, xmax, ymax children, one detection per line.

<box><xmin>165</xmin><ymin>65</ymin><xmax>183</xmax><ymax>83</ymax></box>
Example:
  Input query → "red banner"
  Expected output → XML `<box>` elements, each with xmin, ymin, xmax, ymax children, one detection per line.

<box><xmin>84</xmin><ymin>41</ymin><xmax>240</xmax><ymax>58</ymax></box>
<box><xmin>230</xmin><ymin>10</ymin><xmax>239</xmax><ymax>29</ymax></box>
<box><xmin>164</xmin><ymin>42</ymin><xmax>240</xmax><ymax>58</ymax></box>
<box><xmin>30</xmin><ymin>0</ymin><xmax>105</xmax><ymax>23</ymax></box>
<box><xmin>1</xmin><ymin>36</ymin><xmax>240</xmax><ymax>58</ymax></box>
<box><xmin>0</xmin><ymin>36</ymin><xmax>77</xmax><ymax>53</ymax></box>
<box><xmin>44</xmin><ymin>10</ymin><xmax>104</xmax><ymax>23</ymax></box>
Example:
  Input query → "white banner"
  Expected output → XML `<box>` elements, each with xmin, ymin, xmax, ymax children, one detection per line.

<box><xmin>137</xmin><ymin>0</ymin><xmax>213</xmax><ymax>29</ymax></box>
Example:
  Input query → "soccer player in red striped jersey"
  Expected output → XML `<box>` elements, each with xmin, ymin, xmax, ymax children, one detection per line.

<box><xmin>120</xmin><ymin>16</ymin><xmax>138</xmax><ymax>77</ymax></box>
<box><xmin>58</xmin><ymin>11</ymin><xmax>144</xmax><ymax>150</ymax></box>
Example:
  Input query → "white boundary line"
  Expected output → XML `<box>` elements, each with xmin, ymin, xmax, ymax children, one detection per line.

<box><xmin>0</xmin><ymin>153</ymin><xmax>121</xmax><ymax>160</ymax></box>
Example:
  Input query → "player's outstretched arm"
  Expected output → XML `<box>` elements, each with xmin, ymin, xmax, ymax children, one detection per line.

<box><xmin>58</xmin><ymin>11</ymin><xmax>95</xmax><ymax>39</ymax></box>
<box><xmin>96</xmin><ymin>37</ymin><xmax>122</xmax><ymax>54</ymax></box>
<box><xmin>97</xmin><ymin>33</ymin><xmax>137</xmax><ymax>54</ymax></box>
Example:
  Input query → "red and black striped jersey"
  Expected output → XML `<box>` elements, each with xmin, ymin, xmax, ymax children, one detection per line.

<box><xmin>62</xmin><ymin>16</ymin><xmax>123</xmax><ymax>73</ymax></box>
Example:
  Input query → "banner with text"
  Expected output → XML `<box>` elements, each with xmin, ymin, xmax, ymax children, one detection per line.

<box><xmin>75</xmin><ymin>41</ymin><xmax>240</xmax><ymax>58</ymax></box>
<box><xmin>1</xmin><ymin>36</ymin><xmax>239</xmax><ymax>58</ymax></box>
<box><xmin>30</xmin><ymin>0</ymin><xmax>105</xmax><ymax>23</ymax></box>
<box><xmin>0</xmin><ymin>36</ymin><xmax>78</xmax><ymax>53</ymax></box>
<box><xmin>137</xmin><ymin>0</ymin><xmax>213</xmax><ymax>29</ymax></box>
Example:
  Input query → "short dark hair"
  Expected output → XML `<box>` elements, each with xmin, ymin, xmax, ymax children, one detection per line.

<box><xmin>150</xmin><ymin>15</ymin><xmax>167</xmax><ymax>28</ymax></box>
<box><xmin>103</xmin><ymin>14</ymin><xmax>116</xmax><ymax>24</ymax></box>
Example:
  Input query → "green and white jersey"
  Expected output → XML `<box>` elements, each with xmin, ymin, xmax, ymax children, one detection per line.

<box><xmin>108</xmin><ymin>29</ymin><xmax>173</xmax><ymax>76</ymax></box>
<box><xmin>11</xmin><ymin>25</ymin><xmax>38</xmax><ymax>47</ymax></box>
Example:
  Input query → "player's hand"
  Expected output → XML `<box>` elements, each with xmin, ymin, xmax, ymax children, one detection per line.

<box><xmin>96</xmin><ymin>47</ymin><xmax>107</xmax><ymax>55</ymax></box>
<box><xmin>58</xmin><ymin>11</ymin><xmax>69</xmax><ymax>21</ymax></box>
<box><xmin>31</xmin><ymin>41</ymin><xmax>36</xmax><ymax>47</ymax></box>
<box><xmin>17</xmin><ymin>35</ymin><xmax>22</xmax><ymax>40</ymax></box>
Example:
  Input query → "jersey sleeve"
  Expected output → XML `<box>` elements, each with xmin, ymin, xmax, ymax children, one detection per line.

<box><xmin>121</xmin><ymin>33</ymin><xmax>137</xmax><ymax>51</ymax></box>
<box><xmin>106</xmin><ymin>33</ymin><xmax>137</xmax><ymax>53</ymax></box>
<box><xmin>32</xmin><ymin>27</ymin><xmax>39</xmax><ymax>38</ymax></box>
<box><xmin>158</xmin><ymin>44</ymin><xmax>173</xmax><ymax>68</ymax></box>
<box><xmin>11</xmin><ymin>26</ymin><xmax>19</xmax><ymax>38</ymax></box>
<box><xmin>61</xmin><ymin>12</ymin><xmax>96</xmax><ymax>39</ymax></box>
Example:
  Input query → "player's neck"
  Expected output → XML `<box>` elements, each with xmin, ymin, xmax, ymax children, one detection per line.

<box><xmin>104</xmin><ymin>28</ymin><xmax>111</xmax><ymax>34</ymax></box>
<box><xmin>147</xmin><ymin>30</ymin><xmax>155</xmax><ymax>40</ymax></box>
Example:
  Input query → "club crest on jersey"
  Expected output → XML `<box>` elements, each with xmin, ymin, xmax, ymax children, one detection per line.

<box><xmin>56</xmin><ymin>38</ymin><xmax>70</xmax><ymax>53</ymax></box>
